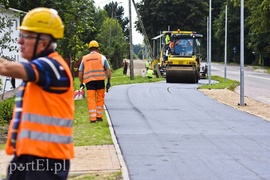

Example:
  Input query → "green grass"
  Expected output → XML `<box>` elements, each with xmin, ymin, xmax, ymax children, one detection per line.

<box><xmin>266</xmin><ymin>66</ymin><xmax>270</xmax><ymax>73</ymax></box>
<box><xmin>72</xmin><ymin>67</ymin><xmax>165</xmax><ymax>146</ymax></box>
<box><xmin>68</xmin><ymin>171</ymin><xmax>122</xmax><ymax>180</ymax></box>
<box><xmin>110</xmin><ymin>68</ymin><xmax>165</xmax><ymax>86</ymax></box>
<box><xmin>198</xmin><ymin>76</ymin><xmax>240</xmax><ymax>91</ymax></box>
<box><xmin>73</xmin><ymin>99</ymin><xmax>113</xmax><ymax>146</ymax></box>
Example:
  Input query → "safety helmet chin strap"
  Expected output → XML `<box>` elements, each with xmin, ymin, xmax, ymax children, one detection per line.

<box><xmin>31</xmin><ymin>34</ymin><xmax>54</xmax><ymax>60</ymax></box>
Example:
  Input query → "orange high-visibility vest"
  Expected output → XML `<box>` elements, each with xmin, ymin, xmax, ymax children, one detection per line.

<box><xmin>5</xmin><ymin>52</ymin><xmax>74</xmax><ymax>159</ymax></box>
<box><xmin>82</xmin><ymin>52</ymin><xmax>106</xmax><ymax>83</ymax></box>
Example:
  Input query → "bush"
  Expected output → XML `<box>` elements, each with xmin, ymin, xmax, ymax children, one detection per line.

<box><xmin>0</xmin><ymin>97</ymin><xmax>15</xmax><ymax>124</ymax></box>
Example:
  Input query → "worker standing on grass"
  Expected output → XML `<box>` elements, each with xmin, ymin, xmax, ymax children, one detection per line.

<box><xmin>146</xmin><ymin>67</ymin><xmax>154</xmax><ymax>78</ymax></box>
<box><xmin>122</xmin><ymin>59</ymin><xmax>128</xmax><ymax>75</ymax></box>
<box><xmin>78</xmin><ymin>40</ymin><xmax>111</xmax><ymax>123</ymax></box>
<box><xmin>0</xmin><ymin>7</ymin><xmax>74</xmax><ymax>180</ymax></box>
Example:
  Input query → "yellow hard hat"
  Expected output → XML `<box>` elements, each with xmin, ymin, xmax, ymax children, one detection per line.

<box><xmin>19</xmin><ymin>7</ymin><xmax>64</xmax><ymax>39</ymax></box>
<box><xmin>89</xmin><ymin>40</ymin><xmax>99</xmax><ymax>48</ymax></box>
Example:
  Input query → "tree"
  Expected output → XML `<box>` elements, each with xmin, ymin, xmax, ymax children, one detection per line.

<box><xmin>97</xmin><ymin>17</ymin><xmax>128</xmax><ymax>69</ymax></box>
<box><xmin>0</xmin><ymin>8</ymin><xmax>19</xmax><ymax>58</ymax></box>
<box><xmin>135</xmin><ymin>0</ymin><xmax>208</xmax><ymax>40</ymax></box>
<box><xmin>104</xmin><ymin>1</ymin><xmax>130</xmax><ymax>42</ymax></box>
<box><xmin>246</xmin><ymin>0</ymin><xmax>270</xmax><ymax>65</ymax></box>
<box><xmin>213</xmin><ymin>1</ymin><xmax>241</xmax><ymax>62</ymax></box>
<box><xmin>138</xmin><ymin>49</ymin><xmax>143</xmax><ymax>59</ymax></box>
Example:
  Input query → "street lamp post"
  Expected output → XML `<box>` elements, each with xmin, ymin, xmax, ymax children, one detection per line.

<box><xmin>208</xmin><ymin>0</ymin><xmax>212</xmax><ymax>85</ymax></box>
<box><xmin>239</xmin><ymin>0</ymin><xmax>245</xmax><ymax>106</ymax></box>
<box><xmin>129</xmin><ymin>0</ymin><xmax>134</xmax><ymax>80</ymax></box>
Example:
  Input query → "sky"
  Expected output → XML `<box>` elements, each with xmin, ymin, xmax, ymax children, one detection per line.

<box><xmin>95</xmin><ymin>0</ymin><xmax>144</xmax><ymax>45</ymax></box>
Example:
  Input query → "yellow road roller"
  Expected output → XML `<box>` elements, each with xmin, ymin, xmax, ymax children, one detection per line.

<box><xmin>152</xmin><ymin>29</ymin><xmax>207</xmax><ymax>83</ymax></box>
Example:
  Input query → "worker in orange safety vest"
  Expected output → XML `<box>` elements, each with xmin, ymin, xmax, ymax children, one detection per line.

<box><xmin>78</xmin><ymin>40</ymin><xmax>111</xmax><ymax>123</ymax></box>
<box><xmin>0</xmin><ymin>7</ymin><xmax>74</xmax><ymax>180</ymax></box>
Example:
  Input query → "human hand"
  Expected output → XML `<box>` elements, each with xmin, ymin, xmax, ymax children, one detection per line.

<box><xmin>106</xmin><ymin>82</ymin><xmax>111</xmax><ymax>92</ymax></box>
<box><xmin>80</xmin><ymin>83</ymin><xmax>85</xmax><ymax>89</ymax></box>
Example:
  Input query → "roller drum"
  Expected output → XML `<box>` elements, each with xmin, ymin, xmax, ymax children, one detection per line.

<box><xmin>166</xmin><ymin>69</ymin><xmax>198</xmax><ymax>83</ymax></box>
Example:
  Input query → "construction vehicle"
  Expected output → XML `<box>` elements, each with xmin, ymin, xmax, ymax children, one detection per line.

<box><xmin>151</xmin><ymin>29</ymin><xmax>207</xmax><ymax>83</ymax></box>
<box><xmin>131</xmin><ymin>0</ymin><xmax>207</xmax><ymax>83</ymax></box>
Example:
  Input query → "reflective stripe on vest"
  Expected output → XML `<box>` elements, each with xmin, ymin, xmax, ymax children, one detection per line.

<box><xmin>19</xmin><ymin>130</ymin><xmax>72</xmax><ymax>144</ymax></box>
<box><xmin>19</xmin><ymin>113</ymin><xmax>73</xmax><ymax>145</ymax></box>
<box><xmin>83</xmin><ymin>69</ymin><xmax>106</xmax><ymax>79</ymax></box>
<box><xmin>22</xmin><ymin>113</ymin><xmax>72</xmax><ymax>127</ymax></box>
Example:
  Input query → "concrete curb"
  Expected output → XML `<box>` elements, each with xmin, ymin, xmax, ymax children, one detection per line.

<box><xmin>105</xmin><ymin>104</ymin><xmax>130</xmax><ymax>180</ymax></box>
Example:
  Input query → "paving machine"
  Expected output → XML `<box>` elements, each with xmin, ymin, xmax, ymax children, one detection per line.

<box><xmin>151</xmin><ymin>29</ymin><xmax>207</xmax><ymax>83</ymax></box>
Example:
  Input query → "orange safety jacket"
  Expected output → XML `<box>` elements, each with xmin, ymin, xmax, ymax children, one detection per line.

<box><xmin>82</xmin><ymin>52</ymin><xmax>106</xmax><ymax>83</ymax></box>
<box><xmin>5</xmin><ymin>52</ymin><xmax>75</xmax><ymax>160</ymax></box>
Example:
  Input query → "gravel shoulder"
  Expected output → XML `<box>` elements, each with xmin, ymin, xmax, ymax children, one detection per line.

<box><xmin>200</xmin><ymin>88</ymin><xmax>270</xmax><ymax>122</ymax></box>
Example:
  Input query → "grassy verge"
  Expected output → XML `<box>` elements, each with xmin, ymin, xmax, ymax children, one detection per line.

<box><xmin>198</xmin><ymin>76</ymin><xmax>240</xmax><ymax>90</ymax></box>
<box><xmin>110</xmin><ymin>68</ymin><xmax>165</xmax><ymax>85</ymax></box>
<box><xmin>72</xmin><ymin>67</ymin><xmax>165</xmax><ymax>146</ymax></box>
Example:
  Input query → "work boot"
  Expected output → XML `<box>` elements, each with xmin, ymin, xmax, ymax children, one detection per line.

<box><xmin>90</xmin><ymin>120</ymin><xmax>96</xmax><ymax>123</ymax></box>
<box><xmin>97</xmin><ymin>118</ymin><xmax>103</xmax><ymax>122</ymax></box>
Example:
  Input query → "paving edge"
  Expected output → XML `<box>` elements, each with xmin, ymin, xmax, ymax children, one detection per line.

<box><xmin>105</xmin><ymin>105</ymin><xmax>130</xmax><ymax>180</ymax></box>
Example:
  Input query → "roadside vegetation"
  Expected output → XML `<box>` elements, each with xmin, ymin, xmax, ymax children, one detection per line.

<box><xmin>198</xmin><ymin>76</ymin><xmax>240</xmax><ymax>91</ymax></box>
<box><xmin>253</xmin><ymin>65</ymin><xmax>270</xmax><ymax>74</ymax></box>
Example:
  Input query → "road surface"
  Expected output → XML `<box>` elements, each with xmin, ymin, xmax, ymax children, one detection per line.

<box><xmin>210</xmin><ymin>63</ymin><xmax>270</xmax><ymax>104</ymax></box>
<box><xmin>106</xmin><ymin>81</ymin><xmax>270</xmax><ymax>180</ymax></box>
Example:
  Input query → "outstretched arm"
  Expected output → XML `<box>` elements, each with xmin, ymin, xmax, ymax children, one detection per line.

<box><xmin>0</xmin><ymin>57</ymin><xmax>28</xmax><ymax>80</ymax></box>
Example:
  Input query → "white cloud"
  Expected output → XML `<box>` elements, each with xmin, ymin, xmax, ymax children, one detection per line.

<box><xmin>95</xmin><ymin>0</ymin><xmax>144</xmax><ymax>45</ymax></box>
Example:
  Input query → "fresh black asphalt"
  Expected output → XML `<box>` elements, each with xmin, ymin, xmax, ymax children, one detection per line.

<box><xmin>105</xmin><ymin>80</ymin><xmax>270</xmax><ymax>180</ymax></box>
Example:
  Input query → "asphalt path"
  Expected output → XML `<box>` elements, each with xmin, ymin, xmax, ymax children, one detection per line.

<box><xmin>105</xmin><ymin>80</ymin><xmax>270</xmax><ymax>180</ymax></box>
<box><xmin>209</xmin><ymin>63</ymin><xmax>270</xmax><ymax>104</ymax></box>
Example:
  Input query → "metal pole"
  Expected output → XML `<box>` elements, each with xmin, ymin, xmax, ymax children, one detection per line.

<box><xmin>224</xmin><ymin>5</ymin><xmax>227</xmax><ymax>82</ymax></box>
<box><xmin>207</xmin><ymin>17</ymin><xmax>209</xmax><ymax>78</ymax></box>
<box><xmin>1</xmin><ymin>77</ymin><xmax>8</xmax><ymax>100</ymax></box>
<box><xmin>129</xmin><ymin>0</ymin><xmax>134</xmax><ymax>80</ymax></box>
<box><xmin>208</xmin><ymin>0</ymin><xmax>212</xmax><ymax>85</ymax></box>
<box><xmin>239</xmin><ymin>0</ymin><xmax>245</xmax><ymax>105</ymax></box>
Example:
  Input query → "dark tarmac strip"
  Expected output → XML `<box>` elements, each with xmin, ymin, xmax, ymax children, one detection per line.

<box><xmin>105</xmin><ymin>81</ymin><xmax>270</xmax><ymax>180</ymax></box>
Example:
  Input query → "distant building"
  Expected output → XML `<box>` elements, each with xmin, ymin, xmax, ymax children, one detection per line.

<box><xmin>0</xmin><ymin>6</ymin><xmax>25</xmax><ymax>95</ymax></box>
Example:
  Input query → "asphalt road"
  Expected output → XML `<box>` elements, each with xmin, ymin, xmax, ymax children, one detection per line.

<box><xmin>105</xmin><ymin>80</ymin><xmax>270</xmax><ymax>180</ymax></box>
<box><xmin>209</xmin><ymin>63</ymin><xmax>270</xmax><ymax>104</ymax></box>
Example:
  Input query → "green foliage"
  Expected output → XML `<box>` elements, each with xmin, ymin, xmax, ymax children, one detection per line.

<box><xmin>97</xmin><ymin>17</ymin><xmax>128</xmax><ymax>69</ymax></box>
<box><xmin>0</xmin><ymin>97</ymin><xmax>14</xmax><ymax>124</ymax></box>
<box><xmin>213</xmin><ymin>1</ymin><xmax>241</xmax><ymax>62</ymax></box>
<box><xmin>104</xmin><ymin>1</ymin><xmax>130</xmax><ymax>42</ymax></box>
<box><xmin>138</xmin><ymin>50</ymin><xmax>143</xmax><ymax>59</ymax></box>
<box><xmin>0</xmin><ymin>9</ymin><xmax>20</xmax><ymax>53</ymax></box>
<box><xmin>135</xmin><ymin>0</ymin><xmax>208</xmax><ymax>40</ymax></box>
<box><xmin>2</xmin><ymin>0</ymin><xmax>270</xmax><ymax>66</ymax></box>
<box><xmin>57</xmin><ymin>0</ymin><xmax>96</xmax><ymax>61</ymax></box>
